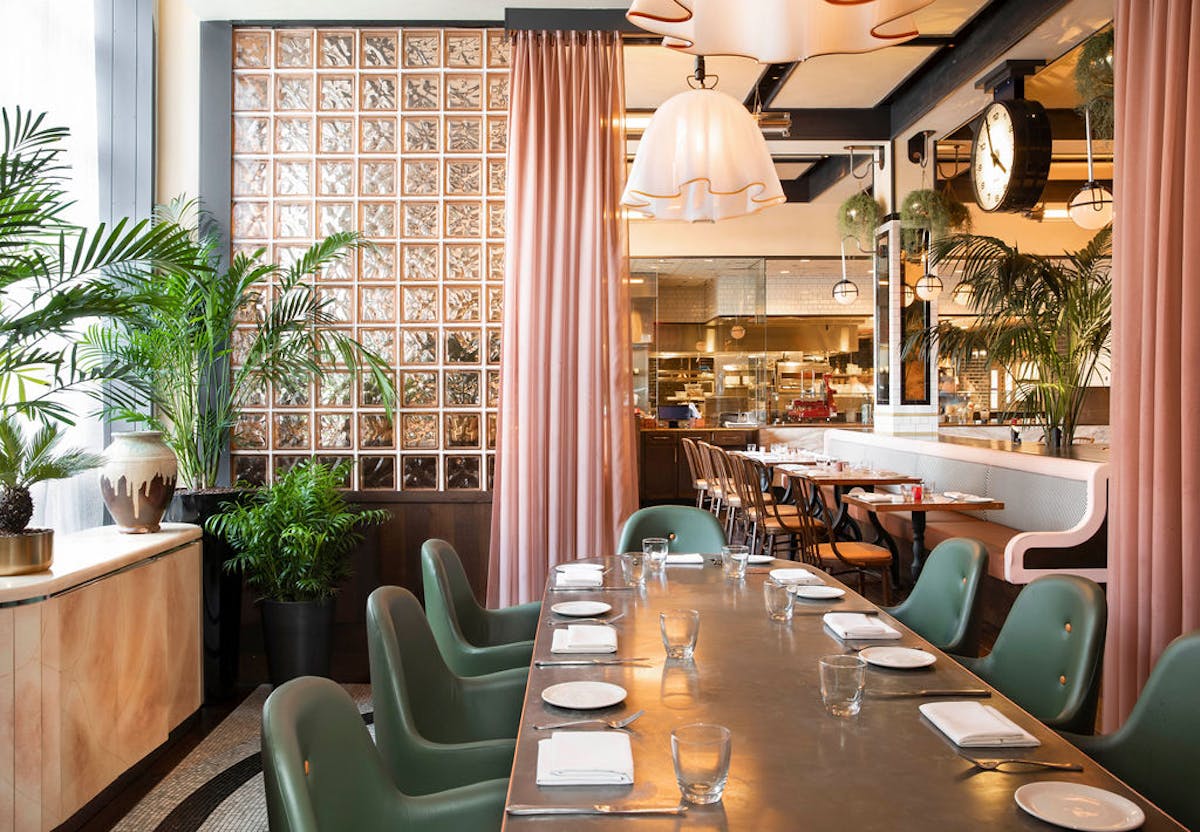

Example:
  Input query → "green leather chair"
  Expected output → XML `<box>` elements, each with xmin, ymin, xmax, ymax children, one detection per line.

<box><xmin>959</xmin><ymin>574</ymin><xmax>1106</xmax><ymax>734</ymax></box>
<box><xmin>616</xmin><ymin>505</ymin><xmax>727</xmax><ymax>554</ymax></box>
<box><xmin>1065</xmin><ymin>631</ymin><xmax>1200</xmax><ymax>831</ymax></box>
<box><xmin>366</xmin><ymin>586</ymin><xmax>526</xmax><ymax>795</ymax></box>
<box><xmin>421</xmin><ymin>539</ymin><xmax>539</xmax><ymax>676</ymax></box>
<box><xmin>887</xmin><ymin>538</ymin><xmax>988</xmax><ymax>655</ymax></box>
<box><xmin>262</xmin><ymin>676</ymin><xmax>506</xmax><ymax>832</ymax></box>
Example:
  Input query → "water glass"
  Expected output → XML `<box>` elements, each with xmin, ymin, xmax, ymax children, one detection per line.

<box><xmin>819</xmin><ymin>654</ymin><xmax>867</xmax><ymax>718</ymax></box>
<box><xmin>672</xmin><ymin>723</ymin><xmax>732</xmax><ymax>805</ymax></box>
<box><xmin>643</xmin><ymin>537</ymin><xmax>669</xmax><ymax>570</ymax></box>
<box><xmin>721</xmin><ymin>545</ymin><xmax>749</xmax><ymax>580</ymax></box>
<box><xmin>620</xmin><ymin>552</ymin><xmax>646</xmax><ymax>586</ymax></box>
<box><xmin>660</xmin><ymin>608</ymin><xmax>701</xmax><ymax>660</ymax></box>
<box><xmin>763</xmin><ymin>579</ymin><xmax>794</xmax><ymax>621</ymax></box>
<box><xmin>746</xmin><ymin>443</ymin><xmax>758</xmax><ymax>452</ymax></box>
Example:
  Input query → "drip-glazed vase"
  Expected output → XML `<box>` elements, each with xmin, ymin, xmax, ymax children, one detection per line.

<box><xmin>99</xmin><ymin>431</ymin><xmax>178</xmax><ymax>533</ymax></box>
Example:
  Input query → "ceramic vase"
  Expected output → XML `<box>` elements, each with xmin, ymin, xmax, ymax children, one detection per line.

<box><xmin>99</xmin><ymin>431</ymin><xmax>178</xmax><ymax>533</ymax></box>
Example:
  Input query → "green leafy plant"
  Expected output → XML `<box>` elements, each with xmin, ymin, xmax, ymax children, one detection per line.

<box><xmin>837</xmin><ymin>192</ymin><xmax>884</xmax><ymax>251</ymax></box>
<box><xmin>900</xmin><ymin>188</ymin><xmax>972</xmax><ymax>257</ymax></box>
<box><xmin>93</xmin><ymin>199</ymin><xmax>397</xmax><ymax>491</ymax></box>
<box><xmin>0</xmin><ymin>415</ymin><xmax>102</xmax><ymax>534</ymax></box>
<box><xmin>907</xmin><ymin>225</ymin><xmax>1112</xmax><ymax>445</ymax></box>
<box><xmin>206</xmin><ymin>460</ymin><xmax>389</xmax><ymax>602</ymax></box>
<box><xmin>1075</xmin><ymin>28</ymin><xmax>1114</xmax><ymax>140</ymax></box>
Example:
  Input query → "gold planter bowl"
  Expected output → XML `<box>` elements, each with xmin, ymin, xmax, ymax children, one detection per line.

<box><xmin>0</xmin><ymin>530</ymin><xmax>53</xmax><ymax>576</ymax></box>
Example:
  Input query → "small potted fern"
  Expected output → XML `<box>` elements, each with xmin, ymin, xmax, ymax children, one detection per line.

<box><xmin>205</xmin><ymin>459</ymin><xmax>389</xmax><ymax>684</ymax></box>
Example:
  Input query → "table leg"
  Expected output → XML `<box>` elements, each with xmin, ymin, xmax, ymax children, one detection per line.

<box><xmin>910</xmin><ymin>511</ymin><xmax>928</xmax><ymax>582</ymax></box>
<box><xmin>830</xmin><ymin>486</ymin><xmax>863</xmax><ymax>541</ymax></box>
<box><xmin>866</xmin><ymin>510</ymin><xmax>902</xmax><ymax>587</ymax></box>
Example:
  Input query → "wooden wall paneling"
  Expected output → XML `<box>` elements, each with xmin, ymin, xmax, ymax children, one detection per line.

<box><xmin>164</xmin><ymin>543</ymin><xmax>203</xmax><ymax>730</ymax></box>
<box><xmin>0</xmin><ymin>608</ymin><xmax>13</xmax><ymax>830</ymax></box>
<box><xmin>12</xmin><ymin>604</ymin><xmax>41</xmax><ymax>829</ymax></box>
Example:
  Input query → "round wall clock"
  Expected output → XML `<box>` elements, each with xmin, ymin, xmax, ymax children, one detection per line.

<box><xmin>970</xmin><ymin>99</ymin><xmax>1052</xmax><ymax>213</ymax></box>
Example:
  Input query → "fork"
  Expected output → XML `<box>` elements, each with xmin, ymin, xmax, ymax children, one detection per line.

<box><xmin>532</xmin><ymin>709</ymin><xmax>645</xmax><ymax>731</ymax></box>
<box><xmin>547</xmin><ymin>613</ymin><xmax>625</xmax><ymax>627</ymax></box>
<box><xmin>958</xmin><ymin>752</ymin><xmax>1082</xmax><ymax>772</ymax></box>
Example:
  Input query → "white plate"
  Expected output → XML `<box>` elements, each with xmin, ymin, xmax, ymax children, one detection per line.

<box><xmin>550</xmin><ymin>601</ymin><xmax>613</xmax><ymax>617</ymax></box>
<box><xmin>859</xmin><ymin>646</ymin><xmax>936</xmax><ymax>669</ymax></box>
<box><xmin>1014</xmin><ymin>783</ymin><xmax>1145</xmax><ymax>831</ymax></box>
<box><xmin>748</xmin><ymin>554</ymin><xmax>773</xmax><ymax>564</ymax></box>
<box><xmin>555</xmin><ymin>562</ymin><xmax>604</xmax><ymax>572</ymax></box>
<box><xmin>790</xmin><ymin>585</ymin><xmax>846</xmax><ymax>600</ymax></box>
<box><xmin>541</xmin><ymin>681</ymin><xmax>628</xmax><ymax>710</ymax></box>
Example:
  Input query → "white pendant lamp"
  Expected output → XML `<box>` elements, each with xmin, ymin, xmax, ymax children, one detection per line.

<box><xmin>622</xmin><ymin>60</ymin><xmax>785</xmax><ymax>222</ymax></box>
<box><xmin>914</xmin><ymin>235</ymin><xmax>941</xmax><ymax>300</ymax></box>
<box><xmin>902</xmin><ymin>283</ymin><xmax>915</xmax><ymax>308</ymax></box>
<box><xmin>627</xmin><ymin>0</ymin><xmax>935</xmax><ymax>63</ymax></box>
<box><xmin>1069</xmin><ymin>108</ymin><xmax>1114</xmax><ymax>229</ymax></box>
<box><xmin>833</xmin><ymin>235</ymin><xmax>860</xmax><ymax>305</ymax></box>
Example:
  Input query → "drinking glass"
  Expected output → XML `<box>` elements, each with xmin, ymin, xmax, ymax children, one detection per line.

<box><xmin>643</xmin><ymin>537</ymin><xmax>669</xmax><ymax>570</ymax></box>
<box><xmin>660</xmin><ymin>609</ymin><xmax>700</xmax><ymax>659</ymax></box>
<box><xmin>620</xmin><ymin>552</ymin><xmax>646</xmax><ymax>586</ymax></box>
<box><xmin>672</xmin><ymin>723</ymin><xmax>732</xmax><ymax>805</ymax></box>
<box><xmin>746</xmin><ymin>443</ymin><xmax>758</xmax><ymax>452</ymax></box>
<box><xmin>819</xmin><ymin>654</ymin><xmax>867</xmax><ymax>718</ymax></box>
<box><xmin>763</xmin><ymin>578</ymin><xmax>794</xmax><ymax>621</ymax></box>
<box><xmin>721</xmin><ymin>545</ymin><xmax>749</xmax><ymax>580</ymax></box>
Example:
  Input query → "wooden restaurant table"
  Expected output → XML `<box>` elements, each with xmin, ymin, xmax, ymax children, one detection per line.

<box><xmin>780</xmin><ymin>464</ymin><xmax>921</xmax><ymax>542</ymax></box>
<box><xmin>503</xmin><ymin>560</ymin><xmax>1184</xmax><ymax>831</ymax></box>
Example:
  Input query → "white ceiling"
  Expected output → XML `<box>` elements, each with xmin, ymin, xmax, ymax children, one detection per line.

<box><xmin>912</xmin><ymin>0</ymin><xmax>991</xmax><ymax>35</ymax></box>
<box><xmin>623</xmin><ymin>48</ymin><xmax>763</xmax><ymax>109</ymax></box>
<box><xmin>771</xmin><ymin>46</ymin><xmax>939</xmax><ymax>109</ymax></box>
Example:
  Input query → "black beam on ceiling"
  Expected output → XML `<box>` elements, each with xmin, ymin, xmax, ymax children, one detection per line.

<box><xmin>505</xmin><ymin>8</ymin><xmax>643</xmax><ymax>32</ymax></box>
<box><xmin>745</xmin><ymin>62</ymin><xmax>799</xmax><ymax>110</ymax></box>
<box><xmin>769</xmin><ymin>108</ymin><xmax>890</xmax><ymax>141</ymax></box>
<box><xmin>782</xmin><ymin>155</ymin><xmax>856</xmax><ymax>203</ymax></box>
<box><xmin>885</xmin><ymin>0</ymin><xmax>1074</xmax><ymax>137</ymax></box>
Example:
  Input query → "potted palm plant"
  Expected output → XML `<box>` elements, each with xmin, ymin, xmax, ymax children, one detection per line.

<box><xmin>205</xmin><ymin>459</ymin><xmax>389</xmax><ymax>685</ymax></box>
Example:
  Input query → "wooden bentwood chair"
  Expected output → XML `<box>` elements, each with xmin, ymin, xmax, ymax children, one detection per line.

<box><xmin>679</xmin><ymin>437</ymin><xmax>711</xmax><ymax>510</ymax></box>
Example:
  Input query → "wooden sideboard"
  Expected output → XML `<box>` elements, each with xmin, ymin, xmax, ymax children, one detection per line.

<box><xmin>638</xmin><ymin>429</ymin><xmax>758</xmax><ymax>503</ymax></box>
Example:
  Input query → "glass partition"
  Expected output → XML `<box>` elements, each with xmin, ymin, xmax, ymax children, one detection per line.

<box><xmin>873</xmin><ymin>230</ymin><xmax>890</xmax><ymax>406</ymax></box>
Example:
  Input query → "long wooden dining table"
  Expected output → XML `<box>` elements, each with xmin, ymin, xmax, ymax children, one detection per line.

<box><xmin>502</xmin><ymin>558</ymin><xmax>1185</xmax><ymax>830</ymax></box>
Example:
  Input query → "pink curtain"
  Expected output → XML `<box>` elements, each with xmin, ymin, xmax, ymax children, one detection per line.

<box><xmin>488</xmin><ymin>31</ymin><xmax>638</xmax><ymax>606</ymax></box>
<box><xmin>1105</xmin><ymin>0</ymin><xmax>1200</xmax><ymax>728</ymax></box>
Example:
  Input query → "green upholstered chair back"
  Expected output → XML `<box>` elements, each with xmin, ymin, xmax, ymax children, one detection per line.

<box><xmin>421</xmin><ymin>539</ymin><xmax>487</xmax><ymax>649</ymax></box>
<box><xmin>889</xmin><ymin>538</ymin><xmax>987</xmax><ymax>654</ymax></box>
<box><xmin>971</xmin><ymin>575</ymin><xmax>1106</xmax><ymax>733</ymax></box>
<box><xmin>616</xmin><ymin>505</ymin><xmax>727</xmax><ymax>554</ymax></box>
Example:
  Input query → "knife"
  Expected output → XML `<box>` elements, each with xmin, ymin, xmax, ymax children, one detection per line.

<box><xmin>507</xmin><ymin>804</ymin><xmax>689</xmax><ymax>816</ymax></box>
<box><xmin>548</xmin><ymin>586</ymin><xmax>636</xmax><ymax>592</ymax></box>
<box><xmin>535</xmin><ymin>657</ymin><xmax>651</xmax><ymax>667</ymax></box>
<box><xmin>870</xmin><ymin>689</ymin><xmax>992</xmax><ymax>698</ymax></box>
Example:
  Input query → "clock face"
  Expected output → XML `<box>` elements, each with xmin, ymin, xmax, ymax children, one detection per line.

<box><xmin>972</xmin><ymin>102</ymin><xmax>1016</xmax><ymax>211</ymax></box>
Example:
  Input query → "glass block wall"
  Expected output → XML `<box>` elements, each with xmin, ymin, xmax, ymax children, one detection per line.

<box><xmin>228</xmin><ymin>27</ymin><xmax>509</xmax><ymax>491</ymax></box>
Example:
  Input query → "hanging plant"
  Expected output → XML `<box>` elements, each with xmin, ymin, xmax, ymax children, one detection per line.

<box><xmin>943</xmin><ymin>191</ymin><xmax>973</xmax><ymax>235</ymax></box>
<box><xmin>1075</xmin><ymin>28</ymin><xmax>1114</xmax><ymax>140</ymax></box>
<box><xmin>836</xmin><ymin>191</ymin><xmax>884</xmax><ymax>251</ymax></box>
<box><xmin>901</xmin><ymin>188</ymin><xmax>950</xmax><ymax>235</ymax></box>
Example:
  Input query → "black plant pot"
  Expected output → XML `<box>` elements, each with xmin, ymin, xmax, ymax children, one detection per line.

<box><xmin>261</xmin><ymin>598</ymin><xmax>335</xmax><ymax>686</ymax></box>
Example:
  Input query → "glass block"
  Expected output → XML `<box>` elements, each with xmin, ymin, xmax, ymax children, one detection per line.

<box><xmin>445</xmin><ymin>244</ymin><xmax>482</xmax><ymax>281</ymax></box>
<box><xmin>318</xmin><ymin>414</ymin><xmax>352</xmax><ymax>449</ymax></box>
<box><xmin>487</xmin><ymin>75</ymin><xmax>509</xmax><ymax>111</ymax></box>
<box><xmin>402</xmin><ymin>30</ymin><xmax>440</xmax><ymax>67</ymax></box>
<box><xmin>361</xmin><ymin>455</ymin><xmax>396</xmax><ymax>489</ymax></box>
<box><xmin>360</xmin><ymin>117</ymin><xmax>397</xmax><ymax>152</ymax></box>
<box><xmin>234</xmin><ymin>287</ymin><xmax>265</xmax><ymax>324</ymax></box>
<box><xmin>487</xmin><ymin>286</ymin><xmax>503</xmax><ymax>322</ymax></box>
<box><xmin>401</xmin><ymin>160</ymin><xmax>438</xmax><ymax>196</ymax></box>
<box><xmin>319</xmin><ymin>372</ymin><xmax>353</xmax><ymax>406</ymax></box>
<box><xmin>319</xmin><ymin>287</ymin><xmax>352</xmax><ymax>322</ymax></box>
<box><xmin>234</xmin><ymin>75</ymin><xmax>269</xmax><ymax>111</ymax></box>
<box><xmin>360</xmin><ymin>160</ymin><xmax>396</xmax><ymax>195</ymax></box>
<box><xmin>446</xmin><ymin>117</ymin><xmax>482</xmax><ymax>153</ymax></box>
<box><xmin>234</xmin><ymin>31</ymin><xmax>271</xmax><ymax>68</ymax></box>
<box><xmin>487</xmin><ymin>369</ymin><xmax>501</xmax><ymax>407</ymax></box>
<box><xmin>400</xmin><ymin>328</ymin><xmax>437</xmax><ymax>365</ymax></box>
<box><xmin>487</xmin><ymin>413</ymin><xmax>497</xmax><ymax>449</ymax></box>
<box><xmin>445</xmin><ymin>74</ymin><xmax>482</xmax><ymax>110</ymax></box>
<box><xmin>360</xmin><ymin>286</ymin><xmax>396</xmax><ymax>322</ymax></box>
<box><xmin>446</xmin><ymin>329</ymin><xmax>481</xmax><ymax>364</ymax></box>
<box><xmin>445</xmin><ymin>370</ymin><xmax>481</xmax><ymax>406</ymax></box>
<box><xmin>402</xmin><ymin>244</ymin><xmax>439</xmax><ymax>281</ymax></box>
<box><xmin>234</xmin><ymin>159</ymin><xmax>269</xmax><ymax>196</ymax></box>
<box><xmin>235</xmin><ymin>116</ymin><xmax>270</xmax><ymax>153</ymax></box>
<box><xmin>360</xmin><ymin>245</ymin><xmax>396</xmax><ymax>280</ymax></box>
<box><xmin>445</xmin><ymin>202</ymin><xmax>482</xmax><ymax>238</ymax></box>
<box><xmin>402</xmin><ymin>370</ymin><xmax>438</xmax><ymax>407</ymax></box>
<box><xmin>361</xmin><ymin>202</ymin><xmax>396</xmax><ymax>238</ymax></box>
<box><xmin>488</xmin><ymin>244</ymin><xmax>505</xmax><ymax>281</ymax></box>
<box><xmin>402</xmin><ymin>116</ymin><xmax>440</xmax><ymax>152</ymax></box>
<box><xmin>275</xmin><ymin>161</ymin><xmax>312</xmax><ymax>195</ymax></box>
<box><xmin>359</xmin><ymin>414</ymin><xmax>394</xmax><ymax>448</ymax></box>
<box><xmin>402</xmin><ymin>286</ymin><xmax>438</xmax><ymax>322</ymax></box>
<box><xmin>487</xmin><ymin>30</ymin><xmax>511</xmax><ymax>68</ymax></box>
<box><xmin>401</xmin><ymin>413</ymin><xmax>438</xmax><ymax>449</ymax></box>
<box><xmin>233</xmin><ymin>454</ymin><xmax>267</xmax><ymax>487</ymax></box>
<box><xmin>487</xmin><ymin>159</ymin><xmax>506</xmax><ymax>195</ymax></box>
<box><xmin>319</xmin><ymin>32</ymin><xmax>355</xmax><ymax>67</ymax></box>
<box><xmin>488</xmin><ymin>328</ymin><xmax>502</xmax><ymax>364</ymax></box>
<box><xmin>487</xmin><ymin>115</ymin><xmax>507</xmax><ymax>152</ymax></box>
<box><xmin>446</xmin><ymin>31</ymin><xmax>483</xmax><ymax>67</ymax></box>
<box><xmin>319</xmin><ymin>76</ymin><xmax>355</xmax><ymax>111</ymax></box>
<box><xmin>445</xmin><ymin>160</ymin><xmax>481</xmax><ymax>195</ymax></box>
<box><xmin>361</xmin><ymin>31</ymin><xmax>399</xmax><ymax>67</ymax></box>
<box><xmin>243</xmin><ymin>377</ymin><xmax>268</xmax><ymax>407</ymax></box>
<box><xmin>318</xmin><ymin>202</ymin><xmax>353</xmax><ymax>236</ymax></box>
<box><xmin>487</xmin><ymin>453</ymin><xmax>495</xmax><ymax>489</ymax></box>
<box><xmin>275</xmin><ymin>244</ymin><xmax>309</xmax><ymax>269</ymax></box>
<box><xmin>274</xmin><ymin>456</ymin><xmax>304</xmax><ymax>477</ymax></box>
<box><xmin>273</xmin><ymin>413</ymin><xmax>310</xmax><ymax>449</ymax></box>
<box><xmin>276</xmin><ymin>203</ymin><xmax>312</xmax><ymax>238</ymax></box>
<box><xmin>275</xmin><ymin>117</ymin><xmax>312</xmax><ymax>153</ymax></box>
<box><xmin>316</xmin><ymin>456</ymin><xmax>354</xmax><ymax>487</ymax></box>
<box><xmin>403</xmin><ymin>75</ymin><xmax>440</xmax><ymax>111</ymax></box>
<box><xmin>322</xmin><ymin>255</ymin><xmax>353</xmax><ymax>282</ymax></box>
<box><xmin>401</xmin><ymin>455</ymin><xmax>438</xmax><ymax>489</ymax></box>
<box><xmin>402</xmin><ymin>202</ymin><xmax>439</xmax><ymax>238</ymax></box>
<box><xmin>445</xmin><ymin>413</ymin><xmax>480</xmax><ymax>448</ymax></box>
<box><xmin>315</xmin><ymin>155</ymin><xmax>353</xmax><ymax>193</ymax></box>
<box><xmin>358</xmin><ymin>329</ymin><xmax>395</xmax><ymax>363</ymax></box>
<box><xmin>362</xmin><ymin>75</ymin><xmax>398</xmax><ymax>110</ymax></box>
<box><xmin>276</xmin><ymin>31</ymin><xmax>313</xmax><ymax>67</ymax></box>
<box><xmin>275</xmin><ymin>75</ymin><xmax>312</xmax><ymax>110</ymax></box>
<box><xmin>273</xmin><ymin>377</ymin><xmax>311</xmax><ymax>407</ymax></box>
<box><xmin>487</xmin><ymin>202</ymin><xmax>505</xmax><ymax>239</ymax></box>
<box><xmin>318</xmin><ymin>117</ymin><xmax>354</xmax><ymax>153</ymax></box>
<box><xmin>360</xmin><ymin>371</ymin><xmax>396</xmax><ymax>406</ymax></box>
<box><xmin>445</xmin><ymin>287</ymin><xmax>481</xmax><ymax>322</ymax></box>
<box><xmin>233</xmin><ymin>202</ymin><xmax>269</xmax><ymax>238</ymax></box>
<box><xmin>445</xmin><ymin>455</ymin><xmax>481</xmax><ymax>490</ymax></box>
<box><xmin>233</xmin><ymin>413</ymin><xmax>268</xmax><ymax>450</ymax></box>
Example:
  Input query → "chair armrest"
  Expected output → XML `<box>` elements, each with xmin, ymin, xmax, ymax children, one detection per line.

<box><xmin>402</xmin><ymin>776</ymin><xmax>508</xmax><ymax>831</ymax></box>
<box><xmin>460</xmin><ymin>667</ymin><xmax>529</xmax><ymax>739</ymax></box>
<box><xmin>450</xmin><ymin>638</ymin><xmax>535</xmax><ymax>676</ymax></box>
<box><xmin>485</xmin><ymin>601</ymin><xmax>541</xmax><ymax>643</ymax></box>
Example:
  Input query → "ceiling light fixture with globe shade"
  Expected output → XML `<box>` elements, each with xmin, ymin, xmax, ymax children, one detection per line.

<box><xmin>1068</xmin><ymin>107</ymin><xmax>1114</xmax><ymax>229</ymax></box>
<box><xmin>833</xmin><ymin>235</ymin><xmax>860</xmax><ymax>305</ymax></box>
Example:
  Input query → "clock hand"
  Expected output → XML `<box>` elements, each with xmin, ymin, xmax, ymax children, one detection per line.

<box><xmin>982</xmin><ymin>116</ymin><xmax>1008</xmax><ymax>174</ymax></box>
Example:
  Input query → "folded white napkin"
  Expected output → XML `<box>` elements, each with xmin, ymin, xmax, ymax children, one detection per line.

<box><xmin>536</xmin><ymin>731</ymin><xmax>634</xmax><ymax>786</ymax></box>
<box><xmin>551</xmin><ymin>625</ymin><xmax>618</xmax><ymax>654</ymax></box>
<box><xmin>822</xmin><ymin>613</ymin><xmax>902</xmax><ymax>640</ymax></box>
<box><xmin>556</xmin><ymin>570</ymin><xmax>604</xmax><ymax>588</ymax></box>
<box><xmin>768</xmin><ymin>567</ymin><xmax>821</xmax><ymax>585</ymax></box>
<box><xmin>556</xmin><ymin>562</ymin><xmax>604</xmax><ymax>572</ymax></box>
<box><xmin>665</xmin><ymin>553</ymin><xmax>704</xmax><ymax>565</ymax></box>
<box><xmin>944</xmin><ymin>491</ymin><xmax>991</xmax><ymax>503</ymax></box>
<box><xmin>919</xmin><ymin>701</ymin><xmax>1041</xmax><ymax>748</ymax></box>
<box><xmin>854</xmin><ymin>492</ymin><xmax>901</xmax><ymax>504</ymax></box>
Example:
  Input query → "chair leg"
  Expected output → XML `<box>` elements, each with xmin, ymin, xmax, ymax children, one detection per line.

<box><xmin>880</xmin><ymin>568</ymin><xmax>891</xmax><ymax>605</ymax></box>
